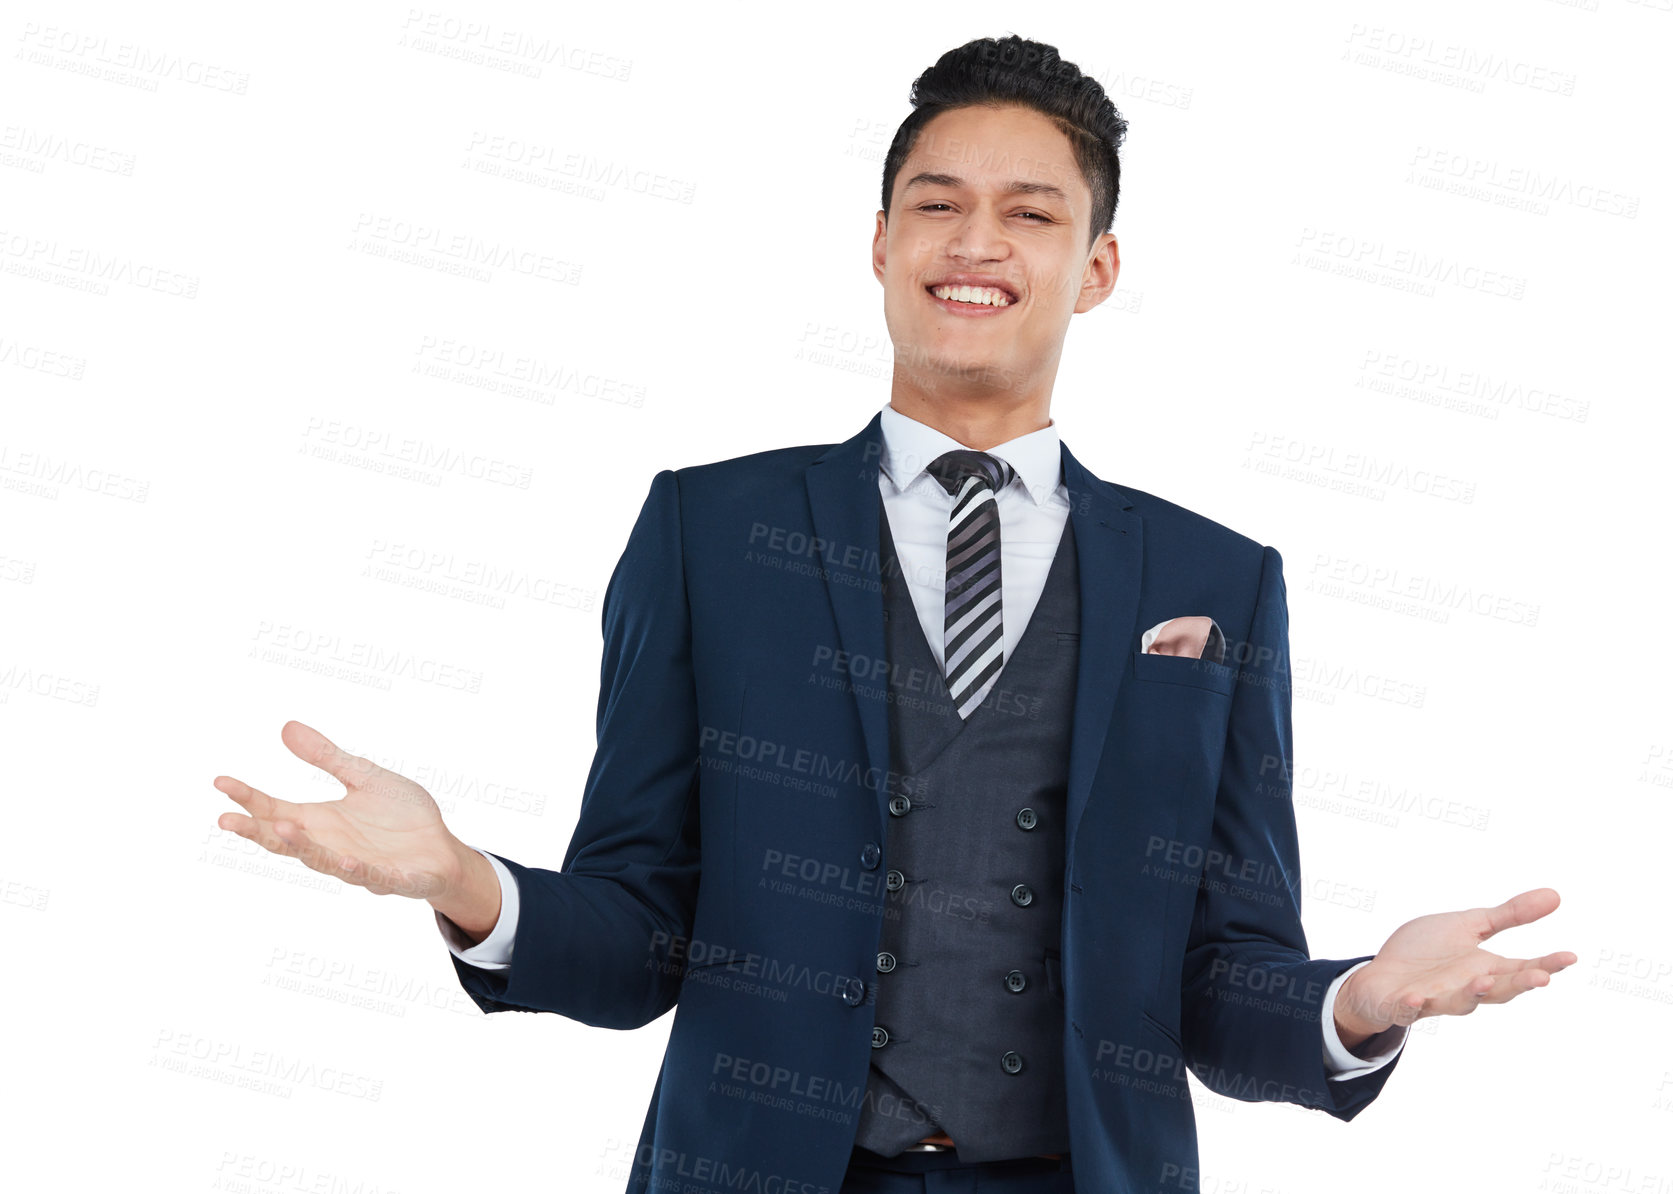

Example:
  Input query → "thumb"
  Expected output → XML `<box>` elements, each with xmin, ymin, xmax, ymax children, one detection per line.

<box><xmin>280</xmin><ymin>720</ymin><xmax>377</xmax><ymax>789</ymax></box>
<box><xmin>1479</xmin><ymin>888</ymin><xmax>1561</xmax><ymax>942</ymax></box>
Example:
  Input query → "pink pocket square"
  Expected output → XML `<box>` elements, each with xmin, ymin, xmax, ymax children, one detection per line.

<box><xmin>1141</xmin><ymin>616</ymin><xmax>1226</xmax><ymax>665</ymax></box>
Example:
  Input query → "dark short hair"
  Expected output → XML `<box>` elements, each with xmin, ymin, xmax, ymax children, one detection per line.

<box><xmin>881</xmin><ymin>35</ymin><xmax>1129</xmax><ymax>251</ymax></box>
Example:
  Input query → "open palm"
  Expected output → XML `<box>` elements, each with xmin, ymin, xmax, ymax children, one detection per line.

<box><xmin>214</xmin><ymin>720</ymin><xmax>459</xmax><ymax>899</ymax></box>
<box><xmin>1338</xmin><ymin>887</ymin><xmax>1576</xmax><ymax>1033</ymax></box>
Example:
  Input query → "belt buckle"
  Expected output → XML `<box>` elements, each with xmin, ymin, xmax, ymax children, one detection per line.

<box><xmin>903</xmin><ymin>1142</ymin><xmax>953</xmax><ymax>1152</ymax></box>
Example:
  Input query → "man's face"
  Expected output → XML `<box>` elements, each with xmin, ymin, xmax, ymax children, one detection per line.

<box><xmin>872</xmin><ymin>103</ymin><xmax>1119</xmax><ymax>399</ymax></box>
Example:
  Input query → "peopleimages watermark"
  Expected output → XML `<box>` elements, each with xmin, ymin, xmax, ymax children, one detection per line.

<box><xmin>16</xmin><ymin>23</ymin><xmax>252</xmax><ymax>95</ymax></box>
<box><xmin>700</xmin><ymin>724</ymin><xmax>917</xmax><ymax>798</ymax></box>
<box><xmin>397</xmin><ymin>10</ymin><xmax>633</xmax><ymax>82</ymax></box>
<box><xmin>1143</xmin><ymin>835</ymin><xmax>1300</xmax><ymax>899</ymax></box>
<box><xmin>809</xmin><ymin>643</ymin><xmax>1046</xmax><ymax>721</ymax></box>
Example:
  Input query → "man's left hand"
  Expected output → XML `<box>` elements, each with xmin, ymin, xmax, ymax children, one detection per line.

<box><xmin>1334</xmin><ymin>887</ymin><xmax>1576</xmax><ymax>1050</ymax></box>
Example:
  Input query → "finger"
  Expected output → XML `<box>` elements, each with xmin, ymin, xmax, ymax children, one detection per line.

<box><xmin>279</xmin><ymin>720</ymin><xmax>382</xmax><ymax>791</ymax></box>
<box><xmin>1404</xmin><ymin>969</ymin><xmax>1499</xmax><ymax>1019</ymax></box>
<box><xmin>1478</xmin><ymin>888</ymin><xmax>1561</xmax><ymax>942</ymax></box>
<box><xmin>267</xmin><ymin>820</ymin><xmax>432</xmax><ymax>896</ymax></box>
<box><xmin>1480</xmin><ymin>950</ymin><xmax>1578</xmax><ymax>976</ymax></box>
<box><xmin>214</xmin><ymin>774</ymin><xmax>308</xmax><ymax>828</ymax></box>
<box><xmin>1424</xmin><ymin>967</ymin><xmax>1549</xmax><ymax>1016</ymax></box>
<box><xmin>215</xmin><ymin>805</ymin><xmax>307</xmax><ymax>862</ymax></box>
<box><xmin>218</xmin><ymin>807</ymin><xmax>412</xmax><ymax>894</ymax></box>
<box><xmin>1388</xmin><ymin>992</ymin><xmax>1427</xmax><ymax>1028</ymax></box>
<box><xmin>1472</xmin><ymin>967</ymin><xmax>1553</xmax><ymax>1006</ymax></box>
<box><xmin>217</xmin><ymin>811</ymin><xmax>259</xmax><ymax>839</ymax></box>
<box><xmin>267</xmin><ymin>817</ymin><xmax>376</xmax><ymax>885</ymax></box>
<box><xmin>1378</xmin><ymin>990</ymin><xmax>1428</xmax><ymax>1029</ymax></box>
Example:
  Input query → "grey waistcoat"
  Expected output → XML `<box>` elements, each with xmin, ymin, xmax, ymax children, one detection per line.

<box><xmin>851</xmin><ymin>503</ymin><xmax>1080</xmax><ymax>1162</ymax></box>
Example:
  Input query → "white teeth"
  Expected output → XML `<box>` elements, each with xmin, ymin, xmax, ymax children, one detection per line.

<box><xmin>931</xmin><ymin>284</ymin><xmax>1011</xmax><ymax>307</ymax></box>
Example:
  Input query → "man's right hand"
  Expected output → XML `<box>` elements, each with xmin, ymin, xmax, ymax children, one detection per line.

<box><xmin>214</xmin><ymin>719</ymin><xmax>476</xmax><ymax>906</ymax></box>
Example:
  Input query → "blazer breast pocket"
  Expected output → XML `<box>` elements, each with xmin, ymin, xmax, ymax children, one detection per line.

<box><xmin>1131</xmin><ymin>649</ymin><xmax>1237</xmax><ymax>697</ymax></box>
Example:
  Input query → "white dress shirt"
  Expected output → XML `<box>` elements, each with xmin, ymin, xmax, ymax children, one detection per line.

<box><xmin>438</xmin><ymin>402</ymin><xmax>1409</xmax><ymax>1080</ymax></box>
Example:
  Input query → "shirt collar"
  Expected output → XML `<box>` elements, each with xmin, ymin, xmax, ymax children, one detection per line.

<box><xmin>878</xmin><ymin>402</ymin><xmax>1062</xmax><ymax>506</ymax></box>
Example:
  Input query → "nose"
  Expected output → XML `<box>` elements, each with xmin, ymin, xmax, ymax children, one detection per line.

<box><xmin>944</xmin><ymin>205</ymin><xmax>1011</xmax><ymax>266</ymax></box>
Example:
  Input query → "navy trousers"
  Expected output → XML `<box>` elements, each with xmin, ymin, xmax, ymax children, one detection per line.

<box><xmin>841</xmin><ymin>1146</ymin><xmax>1073</xmax><ymax>1193</ymax></box>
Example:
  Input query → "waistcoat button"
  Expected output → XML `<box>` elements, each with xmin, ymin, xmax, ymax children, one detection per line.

<box><xmin>885</xmin><ymin>869</ymin><xmax>905</xmax><ymax>892</ymax></box>
<box><xmin>859</xmin><ymin>842</ymin><xmax>881</xmax><ymax>869</ymax></box>
<box><xmin>877</xmin><ymin>951</ymin><xmax>896</xmax><ymax>973</ymax></box>
<box><xmin>1005</xmin><ymin>969</ymin><xmax>1027</xmax><ymax>992</ymax></box>
<box><xmin>888</xmin><ymin>794</ymin><xmax>912</xmax><ymax>817</ymax></box>
<box><xmin>1001</xmin><ymin>1051</ymin><xmax>1024</xmax><ymax>1074</ymax></box>
<box><xmin>872</xmin><ymin>1026</ymin><xmax>889</xmax><ymax>1048</ymax></box>
<box><xmin>1010</xmin><ymin>883</ymin><xmax>1034</xmax><ymax>908</ymax></box>
<box><xmin>1016</xmin><ymin>807</ymin><xmax>1037</xmax><ymax>830</ymax></box>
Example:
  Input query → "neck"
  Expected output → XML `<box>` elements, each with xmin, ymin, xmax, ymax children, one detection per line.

<box><xmin>887</xmin><ymin>383</ymin><xmax>1051</xmax><ymax>452</ymax></box>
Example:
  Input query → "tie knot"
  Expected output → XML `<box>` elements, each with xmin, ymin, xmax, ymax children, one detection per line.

<box><xmin>925</xmin><ymin>449</ymin><xmax>1014</xmax><ymax>498</ymax></box>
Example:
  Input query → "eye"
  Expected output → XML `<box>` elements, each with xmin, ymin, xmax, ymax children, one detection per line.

<box><xmin>915</xmin><ymin>203</ymin><xmax>1050</xmax><ymax>222</ymax></box>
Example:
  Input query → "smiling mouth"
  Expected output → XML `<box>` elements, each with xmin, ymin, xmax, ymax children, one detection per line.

<box><xmin>925</xmin><ymin>284</ymin><xmax>1016</xmax><ymax>310</ymax></box>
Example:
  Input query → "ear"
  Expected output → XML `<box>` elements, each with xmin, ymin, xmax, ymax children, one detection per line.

<box><xmin>872</xmin><ymin>210</ymin><xmax>888</xmax><ymax>286</ymax></box>
<box><xmin>1074</xmin><ymin>232</ymin><xmax>1120</xmax><ymax>314</ymax></box>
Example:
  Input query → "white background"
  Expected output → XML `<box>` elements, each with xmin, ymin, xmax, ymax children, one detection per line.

<box><xmin>3</xmin><ymin>1</ymin><xmax>1669</xmax><ymax>1191</ymax></box>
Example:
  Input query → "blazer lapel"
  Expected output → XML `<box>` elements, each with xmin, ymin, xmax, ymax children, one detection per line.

<box><xmin>803</xmin><ymin>412</ymin><xmax>1145</xmax><ymax>854</ymax></box>
<box><xmin>804</xmin><ymin>412</ymin><xmax>893</xmax><ymax>829</ymax></box>
<box><xmin>1059</xmin><ymin>440</ymin><xmax>1144</xmax><ymax>859</ymax></box>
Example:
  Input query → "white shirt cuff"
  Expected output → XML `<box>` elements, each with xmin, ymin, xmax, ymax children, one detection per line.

<box><xmin>434</xmin><ymin>846</ymin><xmax>518</xmax><ymax>970</ymax></box>
<box><xmin>1322</xmin><ymin>959</ymin><xmax>1409</xmax><ymax>1079</ymax></box>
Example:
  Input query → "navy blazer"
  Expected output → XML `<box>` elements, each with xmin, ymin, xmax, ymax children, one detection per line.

<box><xmin>449</xmin><ymin>410</ymin><xmax>1401</xmax><ymax>1193</ymax></box>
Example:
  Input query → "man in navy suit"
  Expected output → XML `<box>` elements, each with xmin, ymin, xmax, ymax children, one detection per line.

<box><xmin>217</xmin><ymin>34</ymin><xmax>1573</xmax><ymax>1194</ymax></box>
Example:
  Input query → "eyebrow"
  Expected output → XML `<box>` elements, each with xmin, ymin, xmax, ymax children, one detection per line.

<box><xmin>900</xmin><ymin>171</ymin><xmax>1071</xmax><ymax>205</ymax></box>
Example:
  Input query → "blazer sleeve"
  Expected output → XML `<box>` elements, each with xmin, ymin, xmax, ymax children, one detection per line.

<box><xmin>447</xmin><ymin>468</ymin><xmax>703</xmax><ymax>1030</ymax></box>
<box><xmin>1176</xmin><ymin>544</ymin><xmax>1403</xmax><ymax>1121</ymax></box>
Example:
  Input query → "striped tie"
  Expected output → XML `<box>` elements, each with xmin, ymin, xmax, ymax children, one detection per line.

<box><xmin>926</xmin><ymin>449</ymin><xmax>1016</xmax><ymax>720</ymax></box>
